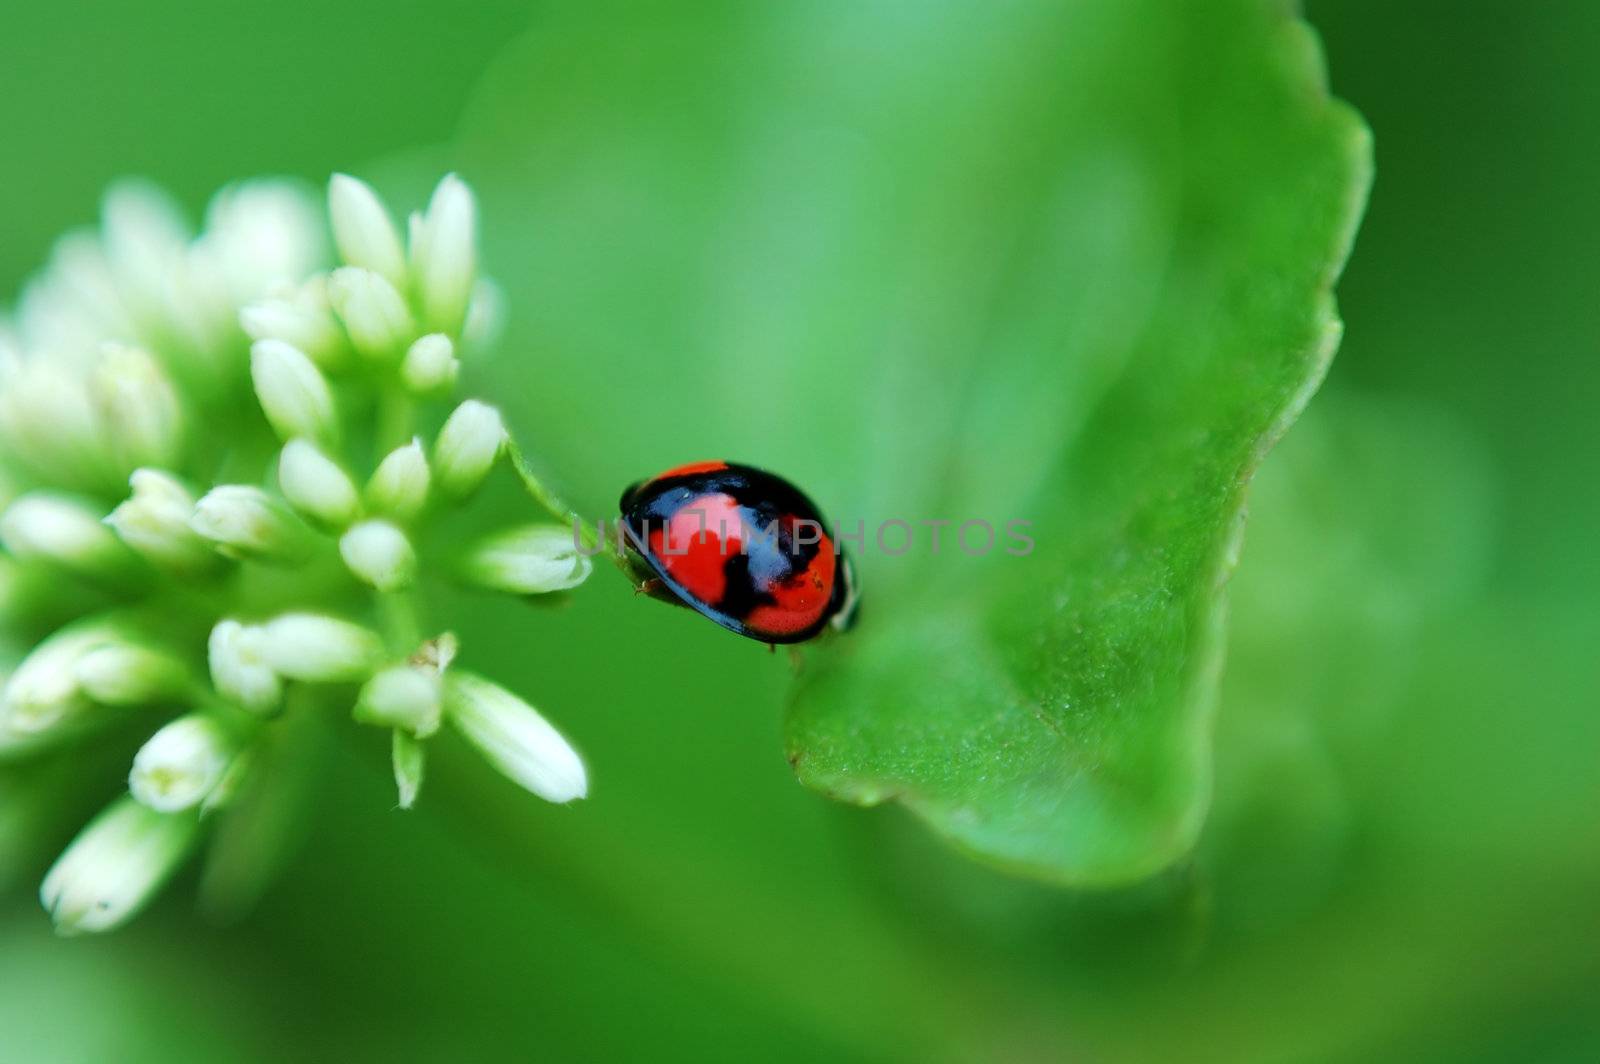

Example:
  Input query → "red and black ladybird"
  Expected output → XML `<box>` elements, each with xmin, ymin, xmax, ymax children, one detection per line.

<box><xmin>619</xmin><ymin>461</ymin><xmax>858</xmax><ymax>644</ymax></box>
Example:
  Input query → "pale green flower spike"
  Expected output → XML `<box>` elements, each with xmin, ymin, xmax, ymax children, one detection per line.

<box><xmin>250</xmin><ymin>338</ymin><xmax>339</xmax><ymax>445</ymax></box>
<box><xmin>240</xmin><ymin>277</ymin><xmax>345</xmax><ymax>369</ymax></box>
<box><xmin>2</xmin><ymin>619</ymin><xmax>160</xmax><ymax>745</ymax></box>
<box><xmin>1</xmin><ymin>492</ymin><xmax>137</xmax><ymax>581</ymax></box>
<box><xmin>208</xmin><ymin>619</ymin><xmax>283</xmax><ymax>715</ymax></box>
<box><xmin>400</xmin><ymin>333</ymin><xmax>459</xmax><ymax>395</ymax></box>
<box><xmin>327</xmin><ymin>267</ymin><xmax>415</xmax><ymax>360</ymax></box>
<box><xmin>278</xmin><ymin>440</ymin><xmax>360</xmax><ymax>527</ymax></box>
<box><xmin>104</xmin><ymin>469</ymin><xmax>220</xmax><ymax>574</ymax></box>
<box><xmin>391</xmin><ymin>729</ymin><xmax>425</xmax><ymax>810</ymax></box>
<box><xmin>365</xmin><ymin>438</ymin><xmax>431</xmax><ymax>522</ymax></box>
<box><xmin>463</xmin><ymin>524</ymin><xmax>593</xmax><ymax>595</ymax></box>
<box><xmin>191</xmin><ymin>484</ymin><xmax>314</xmax><ymax>563</ymax></box>
<box><xmin>338</xmin><ymin>521</ymin><xmax>417</xmax><ymax>592</ymax></box>
<box><xmin>129</xmin><ymin>713</ymin><xmax>236</xmax><ymax>812</ymax></box>
<box><xmin>41</xmin><ymin>795</ymin><xmax>200</xmax><ymax>935</ymax></box>
<box><xmin>0</xmin><ymin>172</ymin><xmax>595</xmax><ymax>935</ymax></box>
<box><xmin>328</xmin><ymin>173</ymin><xmax>408</xmax><ymax>289</ymax></box>
<box><xmin>445</xmin><ymin>671</ymin><xmax>588</xmax><ymax>804</ymax></box>
<box><xmin>433</xmin><ymin>399</ymin><xmax>507</xmax><ymax>497</ymax></box>
<box><xmin>356</xmin><ymin>663</ymin><xmax>443</xmax><ymax>737</ymax></box>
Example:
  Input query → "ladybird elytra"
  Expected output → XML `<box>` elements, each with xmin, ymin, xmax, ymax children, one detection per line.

<box><xmin>618</xmin><ymin>461</ymin><xmax>857</xmax><ymax>644</ymax></box>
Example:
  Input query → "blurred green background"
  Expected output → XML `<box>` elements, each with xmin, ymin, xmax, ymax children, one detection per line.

<box><xmin>2</xmin><ymin>2</ymin><xmax>1598</xmax><ymax>1061</ymax></box>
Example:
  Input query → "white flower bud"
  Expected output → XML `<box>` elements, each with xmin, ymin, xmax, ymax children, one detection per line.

<box><xmin>14</xmin><ymin>276</ymin><xmax>102</xmax><ymax>367</ymax></box>
<box><xmin>400</xmin><ymin>333</ymin><xmax>458</xmax><ymax>394</ymax></box>
<box><xmin>191</xmin><ymin>485</ymin><xmax>312</xmax><ymax>563</ymax></box>
<box><xmin>407</xmin><ymin>210</ymin><xmax>423</xmax><ymax>254</ymax></box>
<box><xmin>278</xmin><ymin>439</ymin><xmax>359</xmax><ymax>527</ymax></box>
<box><xmin>1</xmin><ymin>492</ymin><xmax>134</xmax><ymax>580</ymax></box>
<box><xmin>89</xmin><ymin>343</ymin><xmax>184</xmax><ymax>471</ymax></box>
<box><xmin>433</xmin><ymin>400</ymin><xmax>505</xmax><ymax>497</ymax></box>
<box><xmin>339</xmin><ymin>520</ymin><xmax>416</xmax><ymax>591</ymax></box>
<box><xmin>105</xmin><ymin>469</ymin><xmax>219</xmax><ymax>574</ymax></box>
<box><xmin>0</xmin><ymin>326</ymin><xmax>23</xmax><ymax>374</ymax></box>
<box><xmin>163</xmin><ymin>241</ymin><xmax>236</xmax><ymax>357</ymax></box>
<box><xmin>355</xmin><ymin>664</ymin><xmax>442</xmax><ymax>737</ymax></box>
<box><xmin>328</xmin><ymin>266</ymin><xmax>415</xmax><ymax>360</ymax></box>
<box><xmin>208</xmin><ymin>620</ymin><xmax>282</xmax><ymax>713</ymax></box>
<box><xmin>250</xmin><ymin>339</ymin><xmax>337</xmax><ymax>445</ymax></box>
<box><xmin>241</xmin><ymin>296</ymin><xmax>325</xmax><ymax>358</ymax></box>
<box><xmin>328</xmin><ymin>174</ymin><xmax>408</xmax><ymax>289</ymax></box>
<box><xmin>39</xmin><ymin>231</ymin><xmax>130</xmax><ymax>339</ymax></box>
<box><xmin>392</xmin><ymin>729</ymin><xmax>425</xmax><ymax>810</ymax></box>
<box><xmin>463</xmin><ymin>524</ymin><xmax>593</xmax><ymax>595</ymax></box>
<box><xmin>129</xmin><ymin>715</ymin><xmax>235</xmax><ymax>812</ymax></box>
<box><xmin>411</xmin><ymin>173</ymin><xmax>477</xmax><ymax>334</ymax></box>
<box><xmin>365</xmin><ymin>438</ymin><xmax>431</xmax><ymax>522</ymax></box>
<box><xmin>101</xmin><ymin>180</ymin><xmax>190</xmax><ymax>331</ymax></box>
<box><xmin>202</xmin><ymin>180</ymin><xmax>326</xmax><ymax>300</ymax></box>
<box><xmin>73</xmin><ymin>642</ymin><xmax>187</xmax><ymax>705</ymax></box>
<box><xmin>0</xmin><ymin>621</ymin><xmax>120</xmax><ymax>737</ymax></box>
<box><xmin>240</xmin><ymin>277</ymin><xmax>347</xmax><ymax>370</ymax></box>
<box><xmin>41</xmin><ymin>795</ymin><xmax>198</xmax><ymax>935</ymax></box>
<box><xmin>0</xmin><ymin>363</ymin><xmax>113</xmax><ymax>491</ymax></box>
<box><xmin>462</xmin><ymin>279</ymin><xmax>506</xmax><ymax>351</ymax></box>
<box><xmin>260</xmin><ymin>613</ymin><xmax>383</xmax><ymax>683</ymax></box>
<box><xmin>444</xmin><ymin>671</ymin><xmax>586</xmax><ymax>803</ymax></box>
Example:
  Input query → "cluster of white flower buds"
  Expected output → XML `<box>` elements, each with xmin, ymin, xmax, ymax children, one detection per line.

<box><xmin>0</xmin><ymin>172</ymin><xmax>597</xmax><ymax>935</ymax></box>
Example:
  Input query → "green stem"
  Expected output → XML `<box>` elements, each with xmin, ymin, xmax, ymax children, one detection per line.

<box><xmin>376</xmin><ymin>591</ymin><xmax>423</xmax><ymax>654</ymax></box>
<box><xmin>375</xmin><ymin>384</ymin><xmax>417</xmax><ymax>456</ymax></box>
<box><xmin>504</xmin><ymin>438</ymin><xmax>631</xmax><ymax>576</ymax></box>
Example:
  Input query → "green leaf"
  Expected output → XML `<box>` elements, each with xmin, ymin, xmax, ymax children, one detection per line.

<box><xmin>455</xmin><ymin>0</ymin><xmax>1369</xmax><ymax>884</ymax></box>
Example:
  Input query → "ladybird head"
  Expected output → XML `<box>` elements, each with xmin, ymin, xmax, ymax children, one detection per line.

<box><xmin>618</xmin><ymin>479</ymin><xmax>647</xmax><ymax>512</ymax></box>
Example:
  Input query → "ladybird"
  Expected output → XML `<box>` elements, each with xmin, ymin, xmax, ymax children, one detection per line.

<box><xmin>618</xmin><ymin>461</ymin><xmax>858</xmax><ymax>644</ymax></box>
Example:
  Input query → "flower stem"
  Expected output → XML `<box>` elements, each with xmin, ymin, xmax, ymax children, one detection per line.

<box><xmin>376</xmin><ymin>590</ymin><xmax>423</xmax><ymax>654</ymax></box>
<box><xmin>375</xmin><ymin>384</ymin><xmax>416</xmax><ymax>456</ymax></box>
<box><xmin>505</xmin><ymin>439</ymin><xmax>630</xmax><ymax>575</ymax></box>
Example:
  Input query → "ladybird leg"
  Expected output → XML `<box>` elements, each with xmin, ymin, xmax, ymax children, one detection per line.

<box><xmin>633</xmin><ymin>578</ymin><xmax>692</xmax><ymax>608</ymax></box>
<box><xmin>767</xmin><ymin>642</ymin><xmax>776</xmax><ymax>655</ymax></box>
<box><xmin>787</xmin><ymin>646</ymin><xmax>804</xmax><ymax>671</ymax></box>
